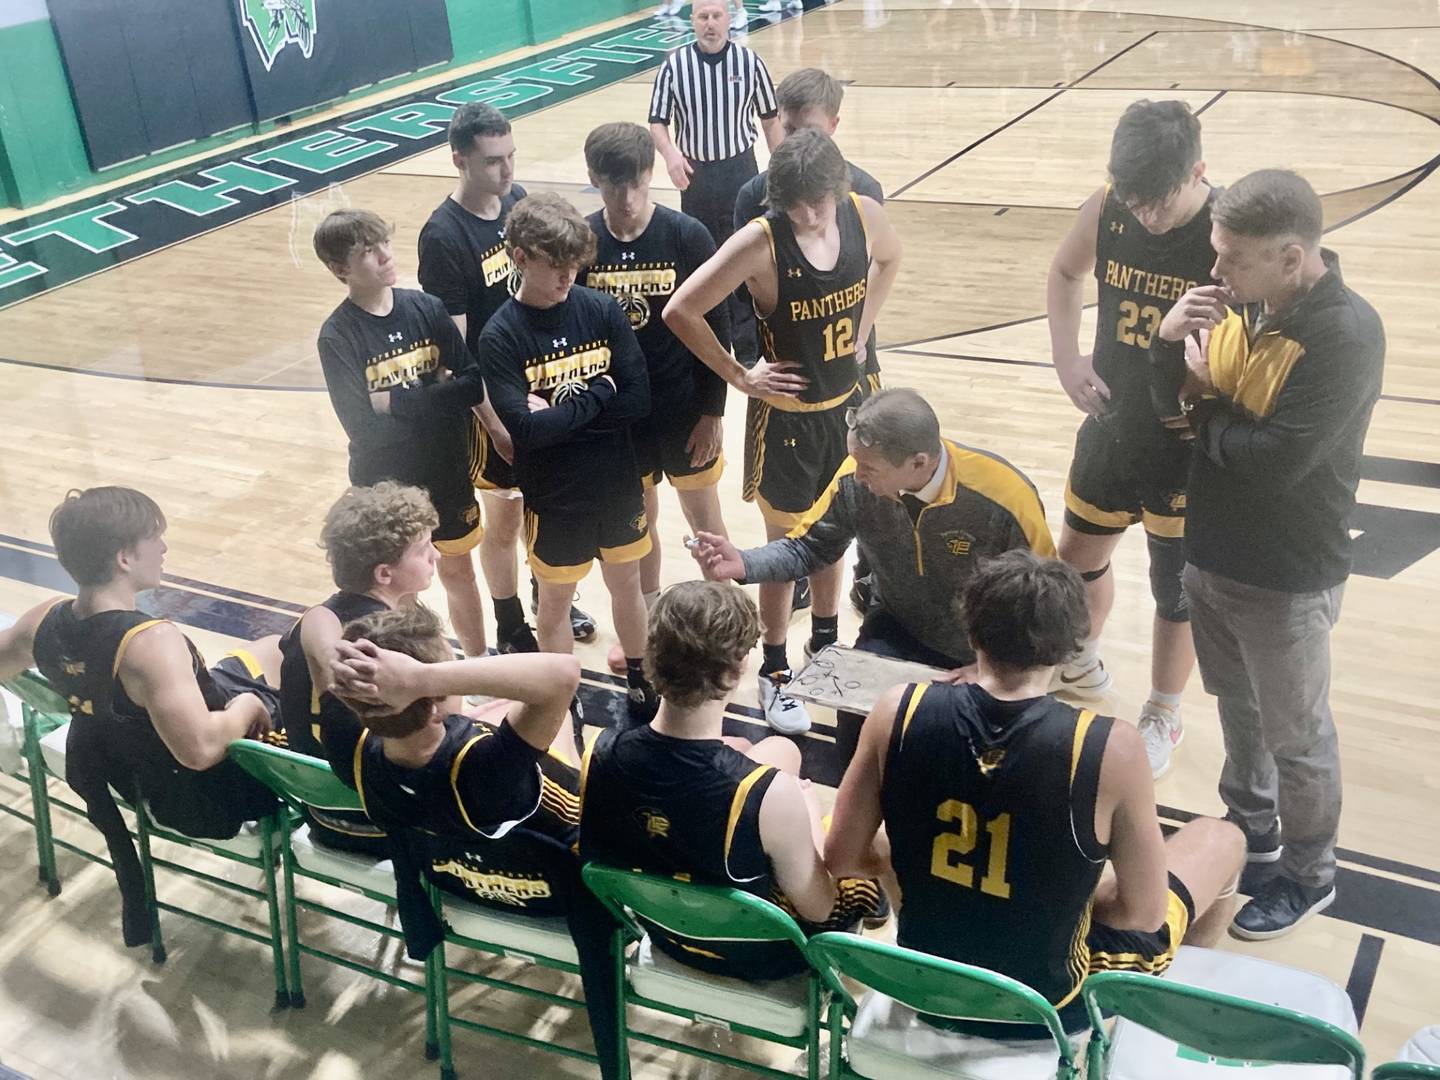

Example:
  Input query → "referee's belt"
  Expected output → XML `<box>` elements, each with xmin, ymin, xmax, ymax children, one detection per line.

<box><xmin>764</xmin><ymin>383</ymin><xmax>858</xmax><ymax>413</ymax></box>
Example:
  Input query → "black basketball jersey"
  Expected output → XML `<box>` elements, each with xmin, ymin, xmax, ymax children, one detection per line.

<box><xmin>882</xmin><ymin>683</ymin><xmax>1113</xmax><ymax>1014</ymax></box>
<box><xmin>1092</xmin><ymin>185</ymin><xmax>1218</xmax><ymax>436</ymax></box>
<box><xmin>579</xmin><ymin>726</ymin><xmax>783</xmax><ymax>973</ymax></box>
<box><xmin>583</xmin><ymin>204</ymin><xmax>728</xmax><ymax>418</ymax></box>
<box><xmin>755</xmin><ymin>192</ymin><xmax>870</xmax><ymax>409</ymax></box>
<box><xmin>332</xmin><ymin>713</ymin><xmax>578</xmax><ymax>911</ymax></box>
<box><xmin>278</xmin><ymin>591</ymin><xmax>388</xmax><ymax>758</ymax></box>
<box><xmin>418</xmin><ymin>185</ymin><xmax>528</xmax><ymax>355</ymax></box>
<box><xmin>31</xmin><ymin>601</ymin><xmax>272</xmax><ymax>837</ymax></box>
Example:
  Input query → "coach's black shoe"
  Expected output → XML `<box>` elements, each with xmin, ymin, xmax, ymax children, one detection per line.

<box><xmin>791</xmin><ymin>576</ymin><xmax>812</xmax><ymax>614</ymax></box>
<box><xmin>849</xmin><ymin>573</ymin><xmax>873</xmax><ymax>614</ymax></box>
<box><xmin>1230</xmin><ymin>876</ymin><xmax>1335</xmax><ymax>941</ymax></box>
<box><xmin>1224</xmin><ymin>812</ymin><xmax>1283</xmax><ymax>864</ymax></box>
<box><xmin>496</xmin><ymin>621</ymin><xmax>539</xmax><ymax>655</ymax></box>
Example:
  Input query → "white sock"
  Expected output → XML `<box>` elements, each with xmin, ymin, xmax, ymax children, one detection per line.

<box><xmin>643</xmin><ymin>589</ymin><xmax>661</xmax><ymax>612</ymax></box>
<box><xmin>1148</xmin><ymin>689</ymin><xmax>1182</xmax><ymax>711</ymax></box>
<box><xmin>1071</xmin><ymin>638</ymin><xmax>1101</xmax><ymax>671</ymax></box>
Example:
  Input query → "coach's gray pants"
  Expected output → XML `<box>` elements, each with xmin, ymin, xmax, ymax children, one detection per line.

<box><xmin>1183</xmin><ymin>563</ymin><xmax>1345</xmax><ymax>890</ymax></box>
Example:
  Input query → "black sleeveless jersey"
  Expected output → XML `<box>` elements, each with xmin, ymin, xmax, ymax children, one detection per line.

<box><xmin>1092</xmin><ymin>185</ymin><xmax>1218</xmax><ymax>438</ymax></box>
<box><xmin>882</xmin><ymin>683</ymin><xmax>1113</xmax><ymax>1015</ymax></box>
<box><xmin>755</xmin><ymin>192</ymin><xmax>870</xmax><ymax>410</ymax></box>
<box><xmin>31</xmin><ymin>601</ymin><xmax>274</xmax><ymax>837</ymax></box>
<box><xmin>579</xmin><ymin>726</ymin><xmax>783</xmax><ymax>973</ymax></box>
<box><xmin>327</xmin><ymin>712</ymin><xmax>579</xmax><ymax>911</ymax></box>
<box><xmin>278</xmin><ymin>591</ymin><xmax>388</xmax><ymax>758</ymax></box>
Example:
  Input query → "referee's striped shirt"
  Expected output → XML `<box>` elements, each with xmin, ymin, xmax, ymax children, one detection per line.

<box><xmin>648</xmin><ymin>41</ymin><xmax>779</xmax><ymax>162</ymax></box>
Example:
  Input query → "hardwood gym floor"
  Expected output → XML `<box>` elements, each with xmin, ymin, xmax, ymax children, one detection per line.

<box><xmin>0</xmin><ymin>1</ymin><xmax>1436</xmax><ymax>1075</ymax></box>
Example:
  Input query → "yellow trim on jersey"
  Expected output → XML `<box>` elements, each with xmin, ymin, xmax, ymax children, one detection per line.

<box><xmin>723</xmin><ymin>765</ymin><xmax>774</xmax><ymax>866</ymax></box>
<box><xmin>434</xmin><ymin>522</ymin><xmax>483</xmax><ymax>557</ymax></box>
<box><xmin>866</xmin><ymin>373</ymin><xmax>883</xmax><ymax>396</ymax></box>
<box><xmin>449</xmin><ymin>732</ymin><xmax>492</xmax><ymax>833</ymax></box>
<box><xmin>1056</xmin><ymin>900</ymin><xmax>1094</xmax><ymax>1010</ymax></box>
<box><xmin>755</xmin><ymin>215</ymin><xmax>778</xmax><ymax>271</ymax></box>
<box><xmin>1069</xmin><ymin>709</ymin><xmax>1097</xmax><ymax>786</ymax></box>
<box><xmin>112</xmin><ymin>619</ymin><xmax>166</xmax><ymax>677</ymax></box>
<box><xmin>849</xmin><ymin>191</ymin><xmax>870</xmax><ymax>249</ymax></box>
<box><xmin>1064</xmin><ymin>480</ymin><xmax>1137</xmax><ymax>531</ymax></box>
<box><xmin>223</xmin><ymin>648</ymin><xmax>264</xmax><ymax>680</ymax></box>
<box><xmin>1207</xmin><ymin>309</ymin><xmax>1305</xmax><ymax>418</ymax></box>
<box><xmin>788</xmin><ymin>456</ymin><xmax>858</xmax><ymax>540</ymax></box>
<box><xmin>353</xmin><ymin>730</ymin><xmax>371</xmax><ymax>817</ymax></box>
<box><xmin>764</xmin><ymin>383</ymin><xmax>858</xmax><ymax>413</ymax></box>
<box><xmin>1141</xmin><ymin>510</ymin><xmax>1185</xmax><ymax>539</ymax></box>
<box><xmin>944</xmin><ymin>440</ymin><xmax>1056</xmax><ymax>558</ymax></box>
<box><xmin>540</xmin><ymin>775</ymin><xmax>582</xmax><ymax>825</ymax></box>
<box><xmin>600</xmin><ymin>531</ymin><xmax>653</xmax><ymax>565</ymax></box>
<box><xmin>527</xmin><ymin>548</ymin><xmax>592</xmax><ymax>585</ymax></box>
<box><xmin>668</xmin><ymin>454</ymin><xmax>724</xmax><ymax>490</ymax></box>
<box><xmin>899</xmin><ymin>683</ymin><xmax>931</xmax><ymax>743</ymax></box>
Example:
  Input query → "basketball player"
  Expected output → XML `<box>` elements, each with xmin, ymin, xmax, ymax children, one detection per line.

<box><xmin>733</xmin><ymin>66</ymin><xmax>888</xmax><ymax>613</ymax></box>
<box><xmin>276</xmin><ymin>482</ymin><xmax>439</xmax><ymax>854</ymax></box>
<box><xmin>314</xmin><ymin>208</ymin><xmax>490</xmax><ymax>659</ymax></box>
<box><xmin>0</xmin><ymin>487</ymin><xmax>281</xmax><ymax>946</ymax></box>
<box><xmin>665</xmin><ymin>129</ymin><xmax>903</xmax><ymax>734</ymax></box>
<box><xmin>580</xmin><ymin>121</ymin><xmax>732</xmax><ymax>674</ymax></box>
<box><xmin>478</xmin><ymin>193</ymin><xmax>657</xmax><ymax>721</ymax></box>
<box><xmin>418</xmin><ymin>102</ymin><xmax>594</xmax><ymax>651</ymax></box>
<box><xmin>1047</xmin><ymin>100</ymin><xmax>1217</xmax><ymax>778</ymax></box>
<box><xmin>826</xmin><ymin>551</ymin><xmax>1246</xmax><ymax>1038</ymax></box>
<box><xmin>579</xmin><ymin>581</ymin><xmax>885</xmax><ymax>982</ymax></box>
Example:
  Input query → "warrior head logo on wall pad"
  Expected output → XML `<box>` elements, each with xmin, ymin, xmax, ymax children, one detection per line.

<box><xmin>240</xmin><ymin>0</ymin><xmax>318</xmax><ymax>71</ymax></box>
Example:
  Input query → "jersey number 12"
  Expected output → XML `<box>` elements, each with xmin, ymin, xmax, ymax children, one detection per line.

<box><xmin>822</xmin><ymin>317</ymin><xmax>855</xmax><ymax>362</ymax></box>
<box><xmin>930</xmin><ymin>799</ymin><xmax>1013</xmax><ymax>899</ymax></box>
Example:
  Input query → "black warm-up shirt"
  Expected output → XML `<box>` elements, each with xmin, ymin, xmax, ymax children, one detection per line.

<box><xmin>478</xmin><ymin>286</ymin><xmax>651</xmax><ymax>512</ymax></box>
<box><xmin>418</xmin><ymin>185</ymin><xmax>527</xmax><ymax>355</ymax></box>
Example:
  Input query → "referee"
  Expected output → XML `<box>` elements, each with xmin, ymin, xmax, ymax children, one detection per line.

<box><xmin>648</xmin><ymin>0</ymin><xmax>783</xmax><ymax>253</ymax></box>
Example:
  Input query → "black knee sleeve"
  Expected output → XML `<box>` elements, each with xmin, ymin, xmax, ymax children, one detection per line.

<box><xmin>1080</xmin><ymin>563</ymin><xmax>1111</xmax><ymax>583</ymax></box>
<box><xmin>1147</xmin><ymin>532</ymin><xmax>1189</xmax><ymax>622</ymax></box>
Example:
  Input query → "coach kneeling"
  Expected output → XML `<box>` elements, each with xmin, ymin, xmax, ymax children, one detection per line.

<box><xmin>690</xmin><ymin>388</ymin><xmax>1055</xmax><ymax>754</ymax></box>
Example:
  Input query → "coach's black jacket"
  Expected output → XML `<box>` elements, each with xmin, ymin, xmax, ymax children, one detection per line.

<box><xmin>1150</xmin><ymin>251</ymin><xmax>1384</xmax><ymax>593</ymax></box>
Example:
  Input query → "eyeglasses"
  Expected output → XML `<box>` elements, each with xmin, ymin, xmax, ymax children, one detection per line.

<box><xmin>843</xmin><ymin>407</ymin><xmax>875</xmax><ymax>448</ymax></box>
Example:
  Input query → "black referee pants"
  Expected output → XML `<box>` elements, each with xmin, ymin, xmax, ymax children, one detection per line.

<box><xmin>682</xmin><ymin>147</ymin><xmax>759</xmax><ymax>364</ymax></box>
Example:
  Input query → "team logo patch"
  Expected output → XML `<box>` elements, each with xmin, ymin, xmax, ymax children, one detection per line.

<box><xmin>551</xmin><ymin>374</ymin><xmax>590</xmax><ymax>403</ymax></box>
<box><xmin>943</xmin><ymin>530</ymin><xmax>974</xmax><ymax>557</ymax></box>
<box><xmin>462</xmin><ymin>504</ymin><xmax>480</xmax><ymax>527</ymax></box>
<box><xmin>240</xmin><ymin>0</ymin><xmax>318</xmax><ymax>72</ymax></box>
<box><xmin>975</xmin><ymin>746</ymin><xmax>1006</xmax><ymax>777</ymax></box>
<box><xmin>630</xmin><ymin>511</ymin><xmax>648</xmax><ymax>534</ymax></box>
<box><xmin>618</xmin><ymin>292</ymin><xmax>651</xmax><ymax>330</ymax></box>
<box><xmin>1168</xmin><ymin>492</ymin><xmax>1187</xmax><ymax>512</ymax></box>
<box><xmin>636</xmin><ymin>808</ymin><xmax>670</xmax><ymax>839</ymax></box>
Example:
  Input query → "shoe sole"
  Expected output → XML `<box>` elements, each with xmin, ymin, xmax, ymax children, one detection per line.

<box><xmin>1247</xmin><ymin>846</ymin><xmax>1283</xmax><ymax>864</ymax></box>
<box><xmin>1053</xmin><ymin>674</ymin><xmax>1114</xmax><ymax>702</ymax></box>
<box><xmin>1228</xmin><ymin>888</ymin><xmax>1336</xmax><ymax>941</ymax></box>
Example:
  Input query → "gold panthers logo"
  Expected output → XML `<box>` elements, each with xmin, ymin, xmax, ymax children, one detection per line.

<box><xmin>976</xmin><ymin>746</ymin><xmax>1006</xmax><ymax>777</ymax></box>
<box><xmin>637</xmin><ymin>808</ymin><xmax>670</xmax><ymax>838</ymax></box>
<box><xmin>1168</xmin><ymin>492</ymin><xmax>1187</xmax><ymax>512</ymax></box>
<box><xmin>551</xmin><ymin>374</ymin><xmax>591</xmax><ymax>403</ymax></box>
<box><xmin>630</xmin><ymin>511</ymin><xmax>649</xmax><ymax>534</ymax></box>
<box><xmin>618</xmin><ymin>292</ymin><xmax>651</xmax><ymax>330</ymax></box>
<box><xmin>462</xmin><ymin>504</ymin><xmax>480</xmax><ymax>527</ymax></box>
<box><xmin>944</xmin><ymin>531</ymin><xmax>974</xmax><ymax>556</ymax></box>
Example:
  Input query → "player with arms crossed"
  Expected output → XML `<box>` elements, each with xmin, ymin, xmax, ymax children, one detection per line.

<box><xmin>1047</xmin><ymin>100</ymin><xmax>1218</xmax><ymax>778</ymax></box>
<box><xmin>418</xmin><ymin>102</ymin><xmax>595</xmax><ymax>651</ymax></box>
<box><xmin>666</xmin><ymin>129</ymin><xmax>902</xmax><ymax>734</ymax></box>
<box><xmin>581</xmin><ymin>121</ymin><xmax>733</xmax><ymax>673</ymax></box>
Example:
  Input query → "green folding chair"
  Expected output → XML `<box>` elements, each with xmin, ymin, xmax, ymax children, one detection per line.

<box><xmin>227</xmin><ymin>740</ymin><xmax>443</xmax><ymax>1057</ymax></box>
<box><xmin>229</xmin><ymin>738</ymin><xmax>594</xmax><ymax>1080</ymax></box>
<box><xmin>1373</xmin><ymin>1065</ymin><xmax>1440</xmax><ymax>1079</ymax></box>
<box><xmin>805</xmin><ymin>931</ymin><xmax>1082</xmax><ymax>1080</ymax></box>
<box><xmin>1083</xmin><ymin>969</ymin><xmax>1367</xmax><ymax>1078</ymax></box>
<box><xmin>582</xmin><ymin>863</ymin><xmax>841</xmax><ymax>1080</ymax></box>
<box><xmin>21</xmin><ymin>681</ymin><xmax>289</xmax><ymax>1009</ymax></box>
<box><xmin>0</xmin><ymin>671</ymin><xmax>71</xmax><ymax>894</ymax></box>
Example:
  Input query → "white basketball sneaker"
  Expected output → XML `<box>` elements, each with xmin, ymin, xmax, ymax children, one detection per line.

<box><xmin>655</xmin><ymin>0</ymin><xmax>682</xmax><ymax>15</ymax></box>
<box><xmin>759</xmin><ymin>668</ymin><xmax>812</xmax><ymax>735</ymax></box>
<box><xmin>1138</xmin><ymin>701</ymin><xmax>1184</xmax><ymax>780</ymax></box>
<box><xmin>731</xmin><ymin>5</ymin><xmax>749</xmax><ymax>29</ymax></box>
<box><xmin>1050</xmin><ymin>657</ymin><xmax>1113</xmax><ymax>701</ymax></box>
